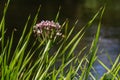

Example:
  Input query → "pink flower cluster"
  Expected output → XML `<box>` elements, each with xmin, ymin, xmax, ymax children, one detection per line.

<box><xmin>37</xmin><ymin>20</ymin><xmax>60</xmax><ymax>29</ymax></box>
<box><xmin>33</xmin><ymin>20</ymin><xmax>62</xmax><ymax>39</ymax></box>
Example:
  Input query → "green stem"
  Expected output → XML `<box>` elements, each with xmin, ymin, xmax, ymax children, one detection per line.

<box><xmin>41</xmin><ymin>39</ymin><xmax>52</xmax><ymax>62</ymax></box>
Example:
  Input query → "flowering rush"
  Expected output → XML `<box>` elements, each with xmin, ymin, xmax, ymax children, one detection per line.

<box><xmin>33</xmin><ymin>20</ymin><xmax>63</xmax><ymax>40</ymax></box>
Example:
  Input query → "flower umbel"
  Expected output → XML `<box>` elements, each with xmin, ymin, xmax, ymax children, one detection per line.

<box><xmin>33</xmin><ymin>20</ymin><xmax>62</xmax><ymax>41</ymax></box>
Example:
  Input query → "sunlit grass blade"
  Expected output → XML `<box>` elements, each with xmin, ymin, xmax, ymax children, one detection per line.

<box><xmin>34</xmin><ymin>63</ymin><xmax>44</xmax><ymax>80</ymax></box>
<box><xmin>97</xmin><ymin>59</ymin><xmax>110</xmax><ymax>71</ymax></box>
<box><xmin>112</xmin><ymin>63</ymin><xmax>120</xmax><ymax>80</ymax></box>
<box><xmin>9</xmin><ymin>40</ymin><xmax>28</xmax><ymax>70</ymax></box>
<box><xmin>13</xmin><ymin>16</ymin><xmax>31</xmax><ymax>54</ymax></box>
<box><xmin>60</xmin><ymin>27</ymin><xmax>84</xmax><ymax>56</ymax></box>
<box><xmin>85</xmin><ymin>6</ymin><xmax>105</xmax><ymax>79</ymax></box>
<box><xmin>74</xmin><ymin>56</ymin><xmax>86</xmax><ymax>75</ymax></box>
<box><xmin>0</xmin><ymin>0</ymin><xmax>10</xmax><ymax>52</ymax></box>
<box><xmin>18</xmin><ymin>41</ymin><xmax>44</xmax><ymax>77</ymax></box>
<box><xmin>65</xmin><ymin>65</ymin><xmax>75</xmax><ymax>80</ymax></box>
<box><xmin>85</xmin><ymin>47</ymin><xmax>98</xmax><ymax>79</ymax></box>
<box><xmin>89</xmin><ymin>72</ymin><xmax>96</xmax><ymax>80</ymax></box>
<box><xmin>84</xmin><ymin>6</ymin><xmax>103</xmax><ymax>30</ymax></box>
<box><xmin>85</xmin><ymin>57</ymin><xmax>97</xmax><ymax>73</ymax></box>
<box><xmin>0</xmin><ymin>0</ymin><xmax>10</xmax><ymax>30</ymax></box>
<box><xmin>64</xmin><ymin>19</ymin><xmax>68</xmax><ymax>39</ymax></box>
<box><xmin>1</xmin><ymin>19</ymin><xmax>5</xmax><ymax>51</ymax></box>
<box><xmin>7</xmin><ymin>31</ymin><xmax>14</xmax><ymax>62</ymax></box>
<box><xmin>111</xmin><ymin>54</ymin><xmax>120</xmax><ymax>72</ymax></box>
<box><xmin>55</xmin><ymin>6</ymin><xmax>61</xmax><ymax>22</ymax></box>
<box><xmin>32</xmin><ymin>5</ymin><xmax>41</xmax><ymax>26</ymax></box>
<box><xmin>79</xmin><ymin>62</ymin><xmax>87</xmax><ymax>80</ymax></box>
<box><xmin>38</xmin><ymin>44</ymin><xmax>65</xmax><ymax>79</ymax></box>
<box><xmin>66</xmin><ymin>20</ymin><xmax>78</xmax><ymax>40</ymax></box>
<box><xmin>1</xmin><ymin>39</ymin><xmax>9</xmax><ymax>80</ymax></box>
<box><xmin>54</xmin><ymin>57</ymin><xmax>76</xmax><ymax>79</ymax></box>
<box><xmin>98</xmin><ymin>54</ymin><xmax>119</xmax><ymax>80</ymax></box>
<box><xmin>105</xmin><ymin>52</ymin><xmax>114</xmax><ymax>65</ymax></box>
<box><xmin>22</xmin><ymin>56</ymin><xmax>42</xmax><ymax>79</ymax></box>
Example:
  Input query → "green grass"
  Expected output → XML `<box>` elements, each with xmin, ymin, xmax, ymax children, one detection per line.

<box><xmin>0</xmin><ymin>0</ymin><xmax>120</xmax><ymax>80</ymax></box>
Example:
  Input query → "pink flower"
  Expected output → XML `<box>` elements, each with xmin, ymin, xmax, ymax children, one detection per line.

<box><xmin>33</xmin><ymin>20</ymin><xmax>62</xmax><ymax>39</ymax></box>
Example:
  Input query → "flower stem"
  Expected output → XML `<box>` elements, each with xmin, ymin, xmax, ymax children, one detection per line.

<box><xmin>41</xmin><ymin>39</ymin><xmax>52</xmax><ymax>62</ymax></box>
